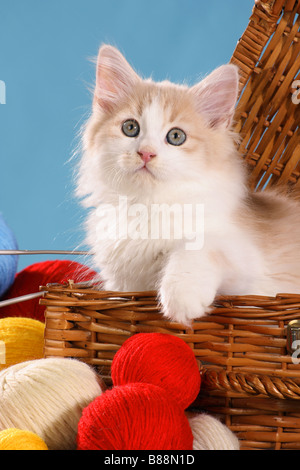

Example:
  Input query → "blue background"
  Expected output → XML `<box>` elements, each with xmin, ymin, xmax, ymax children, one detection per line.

<box><xmin>0</xmin><ymin>0</ymin><xmax>254</xmax><ymax>272</ymax></box>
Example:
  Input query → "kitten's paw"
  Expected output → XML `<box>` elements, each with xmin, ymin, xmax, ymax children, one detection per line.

<box><xmin>159</xmin><ymin>278</ymin><xmax>216</xmax><ymax>326</ymax></box>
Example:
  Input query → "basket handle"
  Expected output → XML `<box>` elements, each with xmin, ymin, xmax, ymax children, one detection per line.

<box><xmin>201</xmin><ymin>369</ymin><xmax>300</xmax><ymax>400</ymax></box>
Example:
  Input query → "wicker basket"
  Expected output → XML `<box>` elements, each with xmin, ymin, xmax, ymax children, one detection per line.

<box><xmin>42</xmin><ymin>0</ymin><xmax>300</xmax><ymax>450</ymax></box>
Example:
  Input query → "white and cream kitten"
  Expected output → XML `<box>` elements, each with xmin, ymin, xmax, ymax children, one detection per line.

<box><xmin>76</xmin><ymin>44</ymin><xmax>300</xmax><ymax>325</ymax></box>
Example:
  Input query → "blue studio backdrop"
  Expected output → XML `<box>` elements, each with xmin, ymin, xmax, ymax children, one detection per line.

<box><xmin>0</xmin><ymin>0</ymin><xmax>253</xmax><ymax>271</ymax></box>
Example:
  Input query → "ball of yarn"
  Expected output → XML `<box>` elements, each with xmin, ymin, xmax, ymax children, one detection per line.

<box><xmin>0</xmin><ymin>214</ymin><xmax>18</xmax><ymax>298</ymax></box>
<box><xmin>0</xmin><ymin>357</ymin><xmax>104</xmax><ymax>450</ymax></box>
<box><xmin>77</xmin><ymin>382</ymin><xmax>193</xmax><ymax>450</ymax></box>
<box><xmin>188</xmin><ymin>413</ymin><xmax>240</xmax><ymax>450</ymax></box>
<box><xmin>0</xmin><ymin>428</ymin><xmax>48</xmax><ymax>450</ymax></box>
<box><xmin>111</xmin><ymin>333</ymin><xmax>201</xmax><ymax>409</ymax></box>
<box><xmin>1</xmin><ymin>259</ymin><xmax>98</xmax><ymax>322</ymax></box>
<box><xmin>0</xmin><ymin>317</ymin><xmax>45</xmax><ymax>371</ymax></box>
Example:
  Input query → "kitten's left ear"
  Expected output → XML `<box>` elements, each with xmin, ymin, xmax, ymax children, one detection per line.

<box><xmin>94</xmin><ymin>45</ymin><xmax>141</xmax><ymax>112</ymax></box>
<box><xmin>190</xmin><ymin>64</ymin><xmax>239</xmax><ymax>128</ymax></box>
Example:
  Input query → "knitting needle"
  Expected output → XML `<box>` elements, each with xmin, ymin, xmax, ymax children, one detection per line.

<box><xmin>0</xmin><ymin>291</ymin><xmax>45</xmax><ymax>308</ymax></box>
<box><xmin>0</xmin><ymin>250</ymin><xmax>93</xmax><ymax>307</ymax></box>
<box><xmin>0</xmin><ymin>250</ymin><xmax>95</xmax><ymax>307</ymax></box>
<box><xmin>0</xmin><ymin>250</ymin><xmax>90</xmax><ymax>255</ymax></box>
<box><xmin>0</xmin><ymin>279</ymin><xmax>99</xmax><ymax>308</ymax></box>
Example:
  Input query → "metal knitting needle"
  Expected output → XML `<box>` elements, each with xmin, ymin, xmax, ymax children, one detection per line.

<box><xmin>0</xmin><ymin>250</ymin><xmax>95</xmax><ymax>307</ymax></box>
<box><xmin>0</xmin><ymin>250</ymin><xmax>92</xmax><ymax>307</ymax></box>
<box><xmin>0</xmin><ymin>279</ymin><xmax>98</xmax><ymax>308</ymax></box>
<box><xmin>0</xmin><ymin>291</ymin><xmax>45</xmax><ymax>308</ymax></box>
<box><xmin>0</xmin><ymin>250</ymin><xmax>90</xmax><ymax>255</ymax></box>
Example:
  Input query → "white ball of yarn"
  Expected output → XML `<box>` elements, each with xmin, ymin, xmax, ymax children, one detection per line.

<box><xmin>0</xmin><ymin>357</ymin><xmax>103</xmax><ymax>450</ymax></box>
<box><xmin>188</xmin><ymin>413</ymin><xmax>240</xmax><ymax>450</ymax></box>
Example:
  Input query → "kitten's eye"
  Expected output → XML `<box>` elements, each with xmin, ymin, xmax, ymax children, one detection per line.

<box><xmin>166</xmin><ymin>128</ymin><xmax>186</xmax><ymax>146</ymax></box>
<box><xmin>122</xmin><ymin>119</ymin><xmax>140</xmax><ymax>138</ymax></box>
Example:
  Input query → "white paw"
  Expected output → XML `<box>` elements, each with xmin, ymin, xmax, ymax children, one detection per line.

<box><xmin>159</xmin><ymin>276</ymin><xmax>216</xmax><ymax>326</ymax></box>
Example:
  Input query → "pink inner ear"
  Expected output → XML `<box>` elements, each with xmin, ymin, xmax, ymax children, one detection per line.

<box><xmin>94</xmin><ymin>45</ymin><xmax>140</xmax><ymax>112</ymax></box>
<box><xmin>190</xmin><ymin>64</ymin><xmax>239</xmax><ymax>128</ymax></box>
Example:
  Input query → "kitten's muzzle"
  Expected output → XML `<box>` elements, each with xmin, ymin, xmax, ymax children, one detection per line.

<box><xmin>137</xmin><ymin>149</ymin><xmax>157</xmax><ymax>163</ymax></box>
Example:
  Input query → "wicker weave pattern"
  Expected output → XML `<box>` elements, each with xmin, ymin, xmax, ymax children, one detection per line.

<box><xmin>202</xmin><ymin>369</ymin><xmax>300</xmax><ymax>399</ymax></box>
<box><xmin>42</xmin><ymin>285</ymin><xmax>300</xmax><ymax>382</ymax></box>
<box><xmin>231</xmin><ymin>0</ymin><xmax>300</xmax><ymax>190</ymax></box>
<box><xmin>41</xmin><ymin>284</ymin><xmax>300</xmax><ymax>450</ymax></box>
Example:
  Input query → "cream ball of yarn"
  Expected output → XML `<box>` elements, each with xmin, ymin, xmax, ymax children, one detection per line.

<box><xmin>188</xmin><ymin>413</ymin><xmax>240</xmax><ymax>450</ymax></box>
<box><xmin>0</xmin><ymin>357</ymin><xmax>103</xmax><ymax>450</ymax></box>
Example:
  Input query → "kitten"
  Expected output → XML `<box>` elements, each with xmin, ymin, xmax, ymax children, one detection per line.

<box><xmin>76</xmin><ymin>44</ymin><xmax>300</xmax><ymax>325</ymax></box>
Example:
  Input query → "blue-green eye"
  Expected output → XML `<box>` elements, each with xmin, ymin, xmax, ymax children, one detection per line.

<box><xmin>166</xmin><ymin>128</ymin><xmax>186</xmax><ymax>146</ymax></box>
<box><xmin>122</xmin><ymin>119</ymin><xmax>140</xmax><ymax>137</ymax></box>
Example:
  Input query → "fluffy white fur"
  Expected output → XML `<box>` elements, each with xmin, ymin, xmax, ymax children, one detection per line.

<box><xmin>76</xmin><ymin>45</ymin><xmax>300</xmax><ymax>325</ymax></box>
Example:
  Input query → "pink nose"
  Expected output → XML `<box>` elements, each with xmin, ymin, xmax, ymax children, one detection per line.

<box><xmin>137</xmin><ymin>149</ymin><xmax>157</xmax><ymax>163</ymax></box>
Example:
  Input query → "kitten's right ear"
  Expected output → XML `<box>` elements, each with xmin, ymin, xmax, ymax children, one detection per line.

<box><xmin>94</xmin><ymin>45</ymin><xmax>141</xmax><ymax>112</ymax></box>
<box><xmin>190</xmin><ymin>64</ymin><xmax>239</xmax><ymax>129</ymax></box>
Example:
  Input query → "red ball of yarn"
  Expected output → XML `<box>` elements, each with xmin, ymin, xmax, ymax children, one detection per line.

<box><xmin>111</xmin><ymin>333</ymin><xmax>201</xmax><ymax>410</ymax></box>
<box><xmin>77</xmin><ymin>382</ymin><xmax>193</xmax><ymax>450</ymax></box>
<box><xmin>0</xmin><ymin>260</ymin><xmax>98</xmax><ymax>322</ymax></box>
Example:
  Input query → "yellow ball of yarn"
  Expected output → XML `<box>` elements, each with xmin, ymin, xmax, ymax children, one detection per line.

<box><xmin>0</xmin><ymin>428</ymin><xmax>48</xmax><ymax>450</ymax></box>
<box><xmin>0</xmin><ymin>317</ymin><xmax>45</xmax><ymax>370</ymax></box>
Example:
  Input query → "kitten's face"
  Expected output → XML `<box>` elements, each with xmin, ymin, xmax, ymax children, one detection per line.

<box><xmin>92</xmin><ymin>82</ymin><xmax>210</xmax><ymax>188</ymax></box>
<box><xmin>79</xmin><ymin>45</ymin><xmax>239</xmax><ymax>202</ymax></box>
